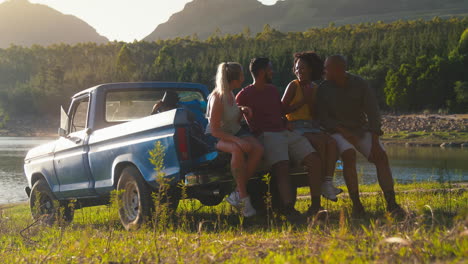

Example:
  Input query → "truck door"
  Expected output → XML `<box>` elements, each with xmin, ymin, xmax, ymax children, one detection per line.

<box><xmin>54</xmin><ymin>94</ymin><xmax>95</xmax><ymax>198</ymax></box>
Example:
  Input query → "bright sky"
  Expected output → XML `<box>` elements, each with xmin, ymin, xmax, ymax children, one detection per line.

<box><xmin>0</xmin><ymin>0</ymin><xmax>280</xmax><ymax>42</ymax></box>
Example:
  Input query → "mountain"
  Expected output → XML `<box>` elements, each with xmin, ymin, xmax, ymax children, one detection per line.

<box><xmin>144</xmin><ymin>0</ymin><xmax>468</xmax><ymax>41</ymax></box>
<box><xmin>0</xmin><ymin>0</ymin><xmax>108</xmax><ymax>48</ymax></box>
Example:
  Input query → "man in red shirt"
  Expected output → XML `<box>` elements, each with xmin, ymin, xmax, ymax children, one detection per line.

<box><xmin>236</xmin><ymin>58</ymin><xmax>324</xmax><ymax>218</ymax></box>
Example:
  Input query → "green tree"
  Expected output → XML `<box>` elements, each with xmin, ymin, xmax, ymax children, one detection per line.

<box><xmin>116</xmin><ymin>44</ymin><xmax>136</xmax><ymax>81</ymax></box>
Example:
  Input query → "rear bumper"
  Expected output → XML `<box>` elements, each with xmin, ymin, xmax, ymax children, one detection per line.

<box><xmin>184</xmin><ymin>171</ymin><xmax>232</xmax><ymax>186</ymax></box>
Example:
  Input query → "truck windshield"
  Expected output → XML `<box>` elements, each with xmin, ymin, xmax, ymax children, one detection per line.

<box><xmin>105</xmin><ymin>90</ymin><xmax>206</xmax><ymax>122</ymax></box>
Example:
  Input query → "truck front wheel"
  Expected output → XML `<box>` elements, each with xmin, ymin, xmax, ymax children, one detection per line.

<box><xmin>117</xmin><ymin>166</ymin><xmax>153</xmax><ymax>230</ymax></box>
<box><xmin>29</xmin><ymin>179</ymin><xmax>74</xmax><ymax>225</ymax></box>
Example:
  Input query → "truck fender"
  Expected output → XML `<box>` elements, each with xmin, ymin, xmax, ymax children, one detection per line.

<box><xmin>111</xmin><ymin>154</ymin><xmax>154</xmax><ymax>187</ymax></box>
<box><xmin>29</xmin><ymin>171</ymin><xmax>58</xmax><ymax>194</ymax></box>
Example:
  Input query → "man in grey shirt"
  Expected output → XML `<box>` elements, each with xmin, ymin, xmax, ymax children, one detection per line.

<box><xmin>317</xmin><ymin>55</ymin><xmax>405</xmax><ymax>218</ymax></box>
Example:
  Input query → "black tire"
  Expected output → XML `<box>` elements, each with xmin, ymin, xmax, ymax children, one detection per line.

<box><xmin>158</xmin><ymin>184</ymin><xmax>181</xmax><ymax>212</ymax></box>
<box><xmin>29</xmin><ymin>179</ymin><xmax>74</xmax><ymax>225</ymax></box>
<box><xmin>197</xmin><ymin>194</ymin><xmax>224</xmax><ymax>206</ymax></box>
<box><xmin>250</xmin><ymin>175</ymin><xmax>298</xmax><ymax>213</ymax></box>
<box><xmin>117</xmin><ymin>166</ymin><xmax>153</xmax><ymax>230</ymax></box>
<box><xmin>247</xmin><ymin>178</ymin><xmax>269</xmax><ymax>212</ymax></box>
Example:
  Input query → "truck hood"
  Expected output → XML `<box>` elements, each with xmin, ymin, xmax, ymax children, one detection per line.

<box><xmin>25</xmin><ymin>140</ymin><xmax>57</xmax><ymax>161</ymax></box>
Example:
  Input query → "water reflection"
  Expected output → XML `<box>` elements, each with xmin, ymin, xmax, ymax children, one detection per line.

<box><xmin>334</xmin><ymin>145</ymin><xmax>468</xmax><ymax>186</ymax></box>
<box><xmin>0</xmin><ymin>137</ymin><xmax>55</xmax><ymax>205</ymax></box>
<box><xmin>0</xmin><ymin>137</ymin><xmax>466</xmax><ymax>204</ymax></box>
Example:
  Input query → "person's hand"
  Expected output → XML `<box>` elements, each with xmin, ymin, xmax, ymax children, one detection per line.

<box><xmin>368</xmin><ymin>134</ymin><xmax>385</xmax><ymax>163</ymax></box>
<box><xmin>235</xmin><ymin>138</ymin><xmax>251</xmax><ymax>153</ymax></box>
<box><xmin>291</xmin><ymin>99</ymin><xmax>306</xmax><ymax>111</ymax></box>
<box><xmin>239</xmin><ymin>106</ymin><xmax>253</xmax><ymax>119</ymax></box>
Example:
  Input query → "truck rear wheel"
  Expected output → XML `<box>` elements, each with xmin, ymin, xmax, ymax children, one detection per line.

<box><xmin>117</xmin><ymin>166</ymin><xmax>153</xmax><ymax>230</ymax></box>
<box><xmin>29</xmin><ymin>179</ymin><xmax>74</xmax><ymax>225</ymax></box>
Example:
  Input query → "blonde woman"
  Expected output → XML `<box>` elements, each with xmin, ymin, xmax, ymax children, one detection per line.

<box><xmin>206</xmin><ymin>62</ymin><xmax>264</xmax><ymax>217</ymax></box>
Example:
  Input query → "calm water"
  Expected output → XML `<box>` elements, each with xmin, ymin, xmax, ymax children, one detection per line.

<box><xmin>0</xmin><ymin>137</ymin><xmax>467</xmax><ymax>205</ymax></box>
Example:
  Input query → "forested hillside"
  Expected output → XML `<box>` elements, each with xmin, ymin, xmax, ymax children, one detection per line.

<box><xmin>0</xmin><ymin>0</ymin><xmax>108</xmax><ymax>48</ymax></box>
<box><xmin>145</xmin><ymin>0</ymin><xmax>468</xmax><ymax>40</ymax></box>
<box><xmin>0</xmin><ymin>17</ymin><xmax>467</xmax><ymax>125</ymax></box>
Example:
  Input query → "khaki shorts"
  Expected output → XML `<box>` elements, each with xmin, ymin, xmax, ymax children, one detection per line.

<box><xmin>331</xmin><ymin>132</ymin><xmax>385</xmax><ymax>159</ymax></box>
<box><xmin>258</xmin><ymin>130</ymin><xmax>315</xmax><ymax>168</ymax></box>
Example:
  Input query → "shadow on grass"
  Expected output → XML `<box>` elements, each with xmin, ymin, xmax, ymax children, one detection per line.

<box><xmin>67</xmin><ymin>200</ymin><xmax>464</xmax><ymax>236</ymax></box>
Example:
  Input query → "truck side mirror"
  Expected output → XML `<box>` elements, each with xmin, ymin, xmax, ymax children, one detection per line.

<box><xmin>59</xmin><ymin>106</ymin><xmax>70</xmax><ymax>137</ymax></box>
<box><xmin>58</xmin><ymin>127</ymin><xmax>68</xmax><ymax>137</ymax></box>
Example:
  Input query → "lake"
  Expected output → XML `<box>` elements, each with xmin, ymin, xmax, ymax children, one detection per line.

<box><xmin>0</xmin><ymin>137</ymin><xmax>467</xmax><ymax>205</ymax></box>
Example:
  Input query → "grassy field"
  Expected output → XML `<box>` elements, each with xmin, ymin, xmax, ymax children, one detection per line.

<box><xmin>0</xmin><ymin>182</ymin><xmax>467</xmax><ymax>263</ymax></box>
<box><xmin>381</xmin><ymin>131</ymin><xmax>468</xmax><ymax>145</ymax></box>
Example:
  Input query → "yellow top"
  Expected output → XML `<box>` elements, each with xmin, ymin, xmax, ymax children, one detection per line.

<box><xmin>285</xmin><ymin>80</ymin><xmax>317</xmax><ymax>121</ymax></box>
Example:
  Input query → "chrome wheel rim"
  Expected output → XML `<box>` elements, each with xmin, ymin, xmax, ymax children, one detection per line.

<box><xmin>122</xmin><ymin>182</ymin><xmax>140</xmax><ymax>221</ymax></box>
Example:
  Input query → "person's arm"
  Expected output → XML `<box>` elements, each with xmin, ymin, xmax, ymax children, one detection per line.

<box><xmin>362</xmin><ymin>80</ymin><xmax>383</xmax><ymax>136</ymax></box>
<box><xmin>235</xmin><ymin>90</ymin><xmax>254</xmax><ymax>127</ymax></box>
<box><xmin>239</xmin><ymin>106</ymin><xmax>252</xmax><ymax>120</ymax></box>
<box><xmin>281</xmin><ymin>81</ymin><xmax>305</xmax><ymax>114</ymax></box>
<box><xmin>361</xmin><ymin>80</ymin><xmax>385</xmax><ymax>161</ymax></box>
<box><xmin>151</xmin><ymin>101</ymin><xmax>163</xmax><ymax>115</ymax></box>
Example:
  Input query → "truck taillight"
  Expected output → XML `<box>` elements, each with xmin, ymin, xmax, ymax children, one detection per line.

<box><xmin>177</xmin><ymin>127</ymin><xmax>189</xmax><ymax>161</ymax></box>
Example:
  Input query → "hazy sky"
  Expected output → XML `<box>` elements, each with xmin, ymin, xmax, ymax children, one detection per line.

<box><xmin>0</xmin><ymin>0</ymin><xmax>279</xmax><ymax>42</ymax></box>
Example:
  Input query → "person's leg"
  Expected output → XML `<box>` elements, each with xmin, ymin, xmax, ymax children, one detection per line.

<box><xmin>288</xmin><ymin>132</ymin><xmax>322</xmax><ymax>215</ymax></box>
<box><xmin>302</xmin><ymin>152</ymin><xmax>323</xmax><ymax>214</ymax></box>
<box><xmin>325</xmin><ymin>135</ymin><xmax>339</xmax><ymax>182</ymax></box>
<box><xmin>375</xmin><ymin>153</ymin><xmax>403</xmax><ymax>214</ymax></box>
<box><xmin>302</xmin><ymin>133</ymin><xmax>338</xmax><ymax>201</ymax></box>
<box><xmin>258</xmin><ymin>132</ymin><xmax>293</xmax><ymax>212</ymax></box>
<box><xmin>302</xmin><ymin>133</ymin><xmax>326</xmax><ymax>179</ymax></box>
<box><xmin>272</xmin><ymin>160</ymin><xmax>294</xmax><ymax>208</ymax></box>
<box><xmin>341</xmin><ymin>149</ymin><xmax>358</xmax><ymax>194</ymax></box>
<box><xmin>341</xmin><ymin>149</ymin><xmax>365</xmax><ymax>216</ymax></box>
<box><xmin>242</xmin><ymin>136</ymin><xmax>264</xmax><ymax>179</ymax></box>
<box><xmin>217</xmin><ymin>140</ymin><xmax>257</xmax><ymax>217</ymax></box>
<box><xmin>357</xmin><ymin>133</ymin><xmax>403</xmax><ymax>215</ymax></box>
<box><xmin>216</xmin><ymin>140</ymin><xmax>248</xmax><ymax>197</ymax></box>
<box><xmin>331</xmin><ymin>133</ymin><xmax>365</xmax><ymax>217</ymax></box>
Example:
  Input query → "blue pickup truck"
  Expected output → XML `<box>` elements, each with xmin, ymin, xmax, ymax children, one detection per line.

<box><xmin>24</xmin><ymin>82</ymin><xmax>309</xmax><ymax>229</ymax></box>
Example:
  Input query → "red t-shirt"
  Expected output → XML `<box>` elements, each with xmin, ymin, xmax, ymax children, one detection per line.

<box><xmin>236</xmin><ymin>84</ymin><xmax>286</xmax><ymax>135</ymax></box>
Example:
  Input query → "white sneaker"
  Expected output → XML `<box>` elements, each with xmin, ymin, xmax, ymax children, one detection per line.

<box><xmin>226</xmin><ymin>191</ymin><xmax>241</xmax><ymax>209</ymax></box>
<box><xmin>241</xmin><ymin>196</ymin><xmax>257</xmax><ymax>217</ymax></box>
<box><xmin>322</xmin><ymin>181</ymin><xmax>338</xmax><ymax>202</ymax></box>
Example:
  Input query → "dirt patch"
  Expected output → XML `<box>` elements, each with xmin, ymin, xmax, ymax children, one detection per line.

<box><xmin>382</xmin><ymin>114</ymin><xmax>467</xmax><ymax>133</ymax></box>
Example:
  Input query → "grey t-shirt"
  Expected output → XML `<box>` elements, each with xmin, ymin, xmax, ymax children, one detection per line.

<box><xmin>317</xmin><ymin>73</ymin><xmax>383</xmax><ymax>137</ymax></box>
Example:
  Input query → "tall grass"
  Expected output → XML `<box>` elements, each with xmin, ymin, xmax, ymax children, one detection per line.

<box><xmin>0</xmin><ymin>181</ymin><xmax>466</xmax><ymax>263</ymax></box>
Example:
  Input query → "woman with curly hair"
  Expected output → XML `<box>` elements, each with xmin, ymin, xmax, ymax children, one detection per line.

<box><xmin>282</xmin><ymin>52</ymin><xmax>342</xmax><ymax>202</ymax></box>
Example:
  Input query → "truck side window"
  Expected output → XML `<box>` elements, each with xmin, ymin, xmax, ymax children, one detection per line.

<box><xmin>70</xmin><ymin>97</ymin><xmax>90</xmax><ymax>133</ymax></box>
